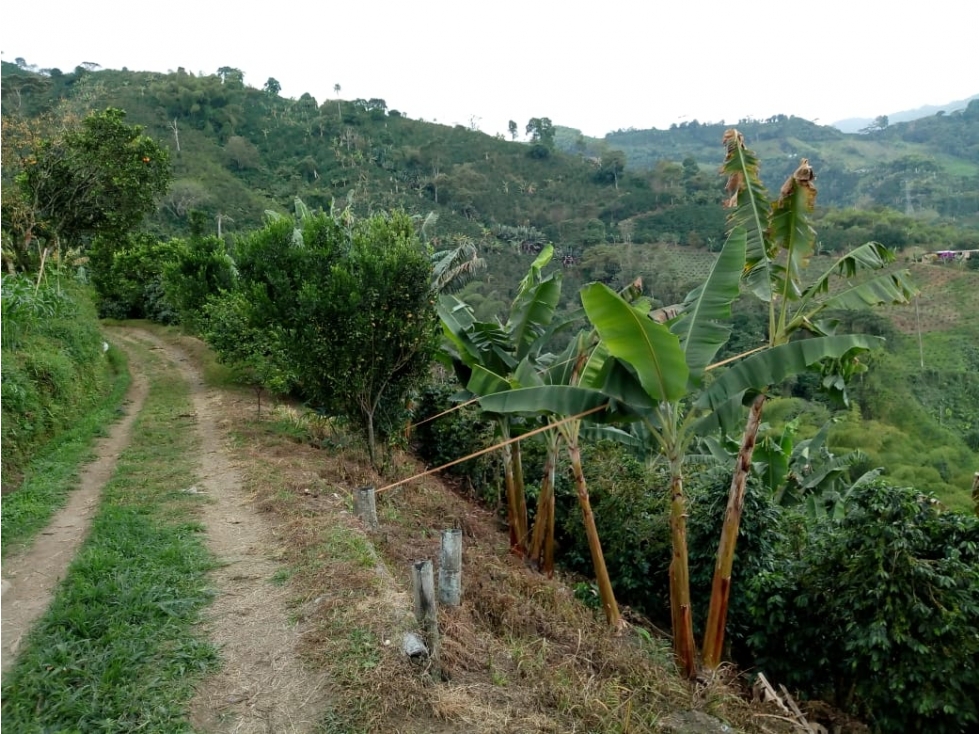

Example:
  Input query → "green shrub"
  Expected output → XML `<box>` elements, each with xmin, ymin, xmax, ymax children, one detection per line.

<box><xmin>90</xmin><ymin>233</ymin><xmax>181</xmax><ymax>322</ymax></box>
<box><xmin>201</xmin><ymin>290</ymin><xmax>297</xmax><ymax>404</ymax></box>
<box><xmin>162</xmin><ymin>234</ymin><xmax>236</xmax><ymax>332</ymax></box>
<box><xmin>686</xmin><ymin>474</ymin><xmax>789</xmax><ymax>659</ymax></box>
<box><xmin>556</xmin><ymin>442</ymin><xmax>673</xmax><ymax>621</ymax></box>
<box><xmin>746</xmin><ymin>480</ymin><xmax>979</xmax><ymax>733</ymax></box>
<box><xmin>230</xmin><ymin>210</ymin><xmax>438</xmax><ymax>468</ymax></box>
<box><xmin>411</xmin><ymin>381</ymin><xmax>500</xmax><ymax>504</ymax></box>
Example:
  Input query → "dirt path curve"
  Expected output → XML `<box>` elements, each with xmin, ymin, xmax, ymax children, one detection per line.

<box><xmin>1</xmin><ymin>339</ymin><xmax>149</xmax><ymax>675</ymax></box>
<box><xmin>117</xmin><ymin>328</ymin><xmax>330</xmax><ymax>734</ymax></box>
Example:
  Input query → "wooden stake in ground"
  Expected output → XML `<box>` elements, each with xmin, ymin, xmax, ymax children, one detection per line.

<box><xmin>412</xmin><ymin>560</ymin><xmax>440</xmax><ymax>668</ymax></box>
<box><xmin>356</xmin><ymin>485</ymin><xmax>379</xmax><ymax>530</ymax></box>
<box><xmin>438</xmin><ymin>529</ymin><xmax>462</xmax><ymax>606</ymax></box>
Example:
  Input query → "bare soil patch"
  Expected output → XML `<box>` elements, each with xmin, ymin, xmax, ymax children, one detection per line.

<box><xmin>116</xmin><ymin>329</ymin><xmax>330</xmax><ymax>733</ymax></box>
<box><xmin>1</xmin><ymin>340</ymin><xmax>148</xmax><ymax>675</ymax></box>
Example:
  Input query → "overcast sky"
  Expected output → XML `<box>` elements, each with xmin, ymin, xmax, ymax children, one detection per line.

<box><xmin>2</xmin><ymin>0</ymin><xmax>975</xmax><ymax>137</ymax></box>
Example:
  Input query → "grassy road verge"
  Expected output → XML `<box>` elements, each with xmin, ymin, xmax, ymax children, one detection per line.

<box><xmin>1</xmin><ymin>339</ymin><xmax>218</xmax><ymax>732</ymax></box>
<box><xmin>1</xmin><ymin>344</ymin><xmax>131</xmax><ymax>558</ymax></box>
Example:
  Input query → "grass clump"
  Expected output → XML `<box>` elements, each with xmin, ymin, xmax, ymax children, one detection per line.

<box><xmin>0</xmin><ymin>342</ymin><xmax>218</xmax><ymax>732</ymax></box>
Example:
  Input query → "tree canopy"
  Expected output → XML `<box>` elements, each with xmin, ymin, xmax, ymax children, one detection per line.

<box><xmin>2</xmin><ymin>107</ymin><xmax>170</xmax><ymax>270</ymax></box>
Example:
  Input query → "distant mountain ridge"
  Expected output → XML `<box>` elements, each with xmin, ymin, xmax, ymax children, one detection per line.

<box><xmin>832</xmin><ymin>94</ymin><xmax>979</xmax><ymax>133</ymax></box>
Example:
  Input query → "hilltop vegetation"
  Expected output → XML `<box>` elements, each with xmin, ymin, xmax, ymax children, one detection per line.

<box><xmin>4</xmin><ymin>60</ymin><xmax>978</xmax><ymax>254</ymax></box>
<box><xmin>558</xmin><ymin>104</ymin><xmax>979</xmax><ymax>220</ymax></box>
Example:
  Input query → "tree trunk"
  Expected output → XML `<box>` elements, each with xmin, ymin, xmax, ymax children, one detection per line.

<box><xmin>499</xmin><ymin>421</ymin><xmax>528</xmax><ymax>556</ymax></box>
<box><xmin>701</xmin><ymin>392</ymin><xmax>767</xmax><ymax>670</ymax></box>
<box><xmin>366</xmin><ymin>410</ymin><xmax>377</xmax><ymax>469</ymax></box>
<box><xmin>500</xmin><ymin>424</ymin><xmax>520</xmax><ymax>554</ymax></box>
<box><xmin>568</xmin><ymin>441</ymin><xmax>622</xmax><ymax>630</ymax></box>
<box><xmin>512</xmin><ymin>441</ymin><xmax>529</xmax><ymax>550</ymax></box>
<box><xmin>529</xmin><ymin>440</ymin><xmax>557</xmax><ymax>576</ymax></box>
<box><xmin>668</xmin><ymin>462</ymin><xmax>697</xmax><ymax>679</ymax></box>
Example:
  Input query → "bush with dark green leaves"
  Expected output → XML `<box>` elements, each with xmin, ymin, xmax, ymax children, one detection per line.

<box><xmin>556</xmin><ymin>443</ymin><xmax>673</xmax><ymax>619</ymax></box>
<box><xmin>162</xmin><ymin>233</ymin><xmax>236</xmax><ymax>332</ymax></box>
<box><xmin>411</xmin><ymin>380</ymin><xmax>500</xmax><ymax>504</ymax></box>
<box><xmin>201</xmin><ymin>290</ymin><xmax>297</xmax><ymax>406</ymax></box>
<box><xmin>686</xmin><ymin>473</ymin><xmax>792</xmax><ymax>659</ymax></box>
<box><xmin>556</xmin><ymin>458</ymin><xmax>790</xmax><ymax>642</ymax></box>
<box><xmin>90</xmin><ymin>233</ymin><xmax>181</xmax><ymax>322</ymax></box>
<box><xmin>745</xmin><ymin>480</ymin><xmax>979</xmax><ymax>733</ymax></box>
<box><xmin>229</xmin><ymin>210</ymin><xmax>438</xmax><ymax>468</ymax></box>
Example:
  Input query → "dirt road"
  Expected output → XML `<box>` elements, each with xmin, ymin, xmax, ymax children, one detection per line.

<box><xmin>1</xmin><ymin>328</ymin><xmax>329</xmax><ymax>732</ymax></box>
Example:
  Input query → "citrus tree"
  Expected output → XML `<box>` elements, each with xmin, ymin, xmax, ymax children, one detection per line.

<box><xmin>3</xmin><ymin>107</ymin><xmax>170</xmax><ymax>271</ymax></box>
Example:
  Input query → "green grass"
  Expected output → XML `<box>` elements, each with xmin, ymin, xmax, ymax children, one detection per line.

<box><xmin>1</xmin><ymin>341</ymin><xmax>218</xmax><ymax>732</ymax></box>
<box><xmin>1</xmin><ymin>344</ymin><xmax>131</xmax><ymax>558</ymax></box>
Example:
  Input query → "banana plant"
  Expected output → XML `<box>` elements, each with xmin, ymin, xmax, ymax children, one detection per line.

<box><xmin>438</xmin><ymin>244</ymin><xmax>576</xmax><ymax>555</ymax></box>
<box><xmin>698</xmin><ymin>131</ymin><xmax>918</xmax><ymax>670</ymax></box>
<box><xmin>430</xmin><ymin>235</ymin><xmax>486</xmax><ymax>294</ymax></box>
<box><xmin>479</xmin><ymin>331</ymin><xmax>634</xmax><ymax>629</ymax></box>
<box><xmin>702</xmin><ymin>419</ymin><xmax>882</xmax><ymax>521</ymax></box>
<box><xmin>578</xmin><ymin>229</ymin><xmax>744</xmax><ymax>675</ymax></box>
<box><xmin>482</xmin><ymin>229</ymin><xmax>746</xmax><ymax>668</ymax></box>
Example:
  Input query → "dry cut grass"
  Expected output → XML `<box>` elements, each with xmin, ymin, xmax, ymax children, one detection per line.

<box><xmin>207</xmin><ymin>391</ymin><xmax>801</xmax><ymax>734</ymax></box>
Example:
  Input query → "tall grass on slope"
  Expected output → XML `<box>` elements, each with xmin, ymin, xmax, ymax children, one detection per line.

<box><xmin>1</xmin><ymin>274</ymin><xmax>114</xmax><ymax>492</ymax></box>
<box><xmin>1</xmin><ymin>341</ymin><xmax>218</xmax><ymax>733</ymax></box>
<box><xmin>1</xmin><ymin>344</ymin><xmax>130</xmax><ymax>558</ymax></box>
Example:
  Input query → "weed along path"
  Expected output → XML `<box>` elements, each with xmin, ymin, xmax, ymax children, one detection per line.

<box><xmin>116</xmin><ymin>328</ymin><xmax>330</xmax><ymax>733</ymax></box>
<box><xmin>0</xmin><ymin>342</ymin><xmax>148</xmax><ymax>674</ymax></box>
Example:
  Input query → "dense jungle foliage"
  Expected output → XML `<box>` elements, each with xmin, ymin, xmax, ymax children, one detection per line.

<box><xmin>2</xmin><ymin>58</ymin><xmax>977</xmax><ymax>732</ymax></box>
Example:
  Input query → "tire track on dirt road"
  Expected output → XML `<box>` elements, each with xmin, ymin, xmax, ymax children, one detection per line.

<box><xmin>120</xmin><ymin>328</ymin><xmax>330</xmax><ymax>734</ymax></box>
<box><xmin>1</xmin><ymin>340</ymin><xmax>148</xmax><ymax>675</ymax></box>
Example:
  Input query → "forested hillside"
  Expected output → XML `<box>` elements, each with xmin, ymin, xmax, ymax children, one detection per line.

<box><xmin>5</xmin><ymin>60</ymin><xmax>978</xmax><ymax>254</ymax></box>
<box><xmin>558</xmin><ymin>104</ymin><xmax>979</xmax><ymax>218</ymax></box>
<box><xmin>3</xmin><ymin>59</ymin><xmax>977</xmax><ymax>508</ymax></box>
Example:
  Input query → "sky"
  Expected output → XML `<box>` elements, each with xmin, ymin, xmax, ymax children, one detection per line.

<box><xmin>2</xmin><ymin>0</ymin><xmax>976</xmax><ymax>138</ymax></box>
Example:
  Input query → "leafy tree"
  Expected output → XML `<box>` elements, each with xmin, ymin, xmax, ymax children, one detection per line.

<box><xmin>4</xmin><ymin>107</ymin><xmax>170</xmax><ymax>270</ymax></box>
<box><xmin>224</xmin><ymin>135</ymin><xmax>260</xmax><ymax>170</ymax></box>
<box><xmin>90</xmin><ymin>233</ymin><xmax>182</xmax><ymax>322</ymax></box>
<box><xmin>236</xmin><ymin>210</ymin><xmax>437</xmax><ymax>468</ymax></box>
<box><xmin>860</xmin><ymin>114</ymin><xmax>889</xmax><ymax>133</ymax></box>
<box><xmin>526</xmin><ymin>117</ymin><xmax>555</xmax><ymax>158</ymax></box>
<box><xmin>202</xmin><ymin>290</ymin><xmax>296</xmax><ymax>415</ymax></box>
<box><xmin>508</xmin><ymin>120</ymin><xmax>518</xmax><ymax>141</ymax></box>
<box><xmin>216</xmin><ymin>66</ymin><xmax>244</xmax><ymax>85</ymax></box>
<box><xmin>162</xmin><ymin>221</ymin><xmax>237</xmax><ymax>331</ymax></box>
<box><xmin>595</xmin><ymin>148</ymin><xmax>626</xmax><ymax>189</ymax></box>
<box><xmin>263</xmin><ymin>77</ymin><xmax>281</xmax><ymax>96</ymax></box>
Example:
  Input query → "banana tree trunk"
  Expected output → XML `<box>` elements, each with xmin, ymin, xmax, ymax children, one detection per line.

<box><xmin>512</xmin><ymin>440</ymin><xmax>529</xmax><ymax>550</ymax></box>
<box><xmin>668</xmin><ymin>459</ymin><xmax>697</xmax><ymax>680</ymax></box>
<box><xmin>702</xmin><ymin>392</ymin><xmax>767</xmax><ymax>670</ymax></box>
<box><xmin>529</xmin><ymin>438</ymin><xmax>557</xmax><ymax>577</ymax></box>
<box><xmin>568</xmin><ymin>440</ymin><xmax>622</xmax><ymax>630</ymax></box>
<box><xmin>499</xmin><ymin>421</ymin><xmax>528</xmax><ymax>556</ymax></box>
